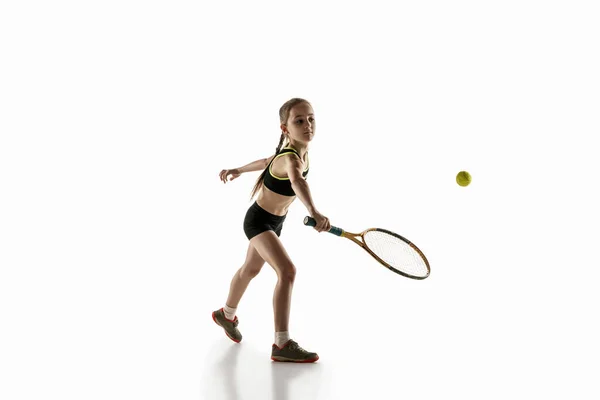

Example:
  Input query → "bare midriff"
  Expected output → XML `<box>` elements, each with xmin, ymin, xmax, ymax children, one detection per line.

<box><xmin>254</xmin><ymin>149</ymin><xmax>308</xmax><ymax>216</ymax></box>
<box><xmin>256</xmin><ymin>186</ymin><xmax>295</xmax><ymax>216</ymax></box>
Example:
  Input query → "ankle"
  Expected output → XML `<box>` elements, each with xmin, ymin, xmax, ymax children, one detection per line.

<box><xmin>274</xmin><ymin>331</ymin><xmax>290</xmax><ymax>347</ymax></box>
<box><xmin>223</xmin><ymin>305</ymin><xmax>237</xmax><ymax>320</ymax></box>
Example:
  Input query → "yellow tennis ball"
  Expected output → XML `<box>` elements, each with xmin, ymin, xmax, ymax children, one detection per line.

<box><xmin>456</xmin><ymin>171</ymin><xmax>472</xmax><ymax>187</ymax></box>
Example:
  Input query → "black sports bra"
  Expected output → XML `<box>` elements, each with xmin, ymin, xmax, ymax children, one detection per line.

<box><xmin>262</xmin><ymin>147</ymin><xmax>309</xmax><ymax>196</ymax></box>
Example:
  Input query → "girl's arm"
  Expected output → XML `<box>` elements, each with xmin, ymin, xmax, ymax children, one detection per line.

<box><xmin>284</xmin><ymin>155</ymin><xmax>331</xmax><ymax>232</ymax></box>
<box><xmin>236</xmin><ymin>156</ymin><xmax>273</xmax><ymax>173</ymax></box>
<box><xmin>220</xmin><ymin>156</ymin><xmax>275</xmax><ymax>184</ymax></box>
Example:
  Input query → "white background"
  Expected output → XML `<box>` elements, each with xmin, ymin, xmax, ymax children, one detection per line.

<box><xmin>1</xmin><ymin>1</ymin><xmax>599</xmax><ymax>399</ymax></box>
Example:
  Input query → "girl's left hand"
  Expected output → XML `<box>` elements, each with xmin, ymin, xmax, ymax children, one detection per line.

<box><xmin>219</xmin><ymin>169</ymin><xmax>241</xmax><ymax>183</ymax></box>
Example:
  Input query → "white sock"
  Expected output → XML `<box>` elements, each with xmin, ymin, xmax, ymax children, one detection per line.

<box><xmin>275</xmin><ymin>331</ymin><xmax>290</xmax><ymax>347</ymax></box>
<box><xmin>223</xmin><ymin>305</ymin><xmax>237</xmax><ymax>320</ymax></box>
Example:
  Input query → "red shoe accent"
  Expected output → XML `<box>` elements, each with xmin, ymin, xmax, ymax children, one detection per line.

<box><xmin>272</xmin><ymin>340</ymin><xmax>293</xmax><ymax>351</ymax></box>
<box><xmin>218</xmin><ymin>307</ymin><xmax>237</xmax><ymax>323</ymax></box>
<box><xmin>212</xmin><ymin>310</ymin><xmax>241</xmax><ymax>343</ymax></box>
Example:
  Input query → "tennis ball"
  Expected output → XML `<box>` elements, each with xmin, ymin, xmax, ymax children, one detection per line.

<box><xmin>456</xmin><ymin>171</ymin><xmax>472</xmax><ymax>187</ymax></box>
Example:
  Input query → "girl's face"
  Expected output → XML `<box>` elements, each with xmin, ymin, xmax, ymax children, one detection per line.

<box><xmin>283</xmin><ymin>103</ymin><xmax>315</xmax><ymax>145</ymax></box>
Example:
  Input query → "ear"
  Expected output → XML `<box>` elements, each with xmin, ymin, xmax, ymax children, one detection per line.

<box><xmin>280</xmin><ymin>123</ymin><xmax>288</xmax><ymax>134</ymax></box>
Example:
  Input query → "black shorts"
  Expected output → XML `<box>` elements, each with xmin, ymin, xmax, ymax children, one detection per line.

<box><xmin>243</xmin><ymin>201</ymin><xmax>287</xmax><ymax>240</ymax></box>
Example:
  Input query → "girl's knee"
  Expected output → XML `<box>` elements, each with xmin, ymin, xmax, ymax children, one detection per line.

<box><xmin>278</xmin><ymin>264</ymin><xmax>296</xmax><ymax>282</ymax></box>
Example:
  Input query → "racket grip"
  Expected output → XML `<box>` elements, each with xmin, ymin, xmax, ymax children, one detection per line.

<box><xmin>303</xmin><ymin>216</ymin><xmax>343</xmax><ymax>236</ymax></box>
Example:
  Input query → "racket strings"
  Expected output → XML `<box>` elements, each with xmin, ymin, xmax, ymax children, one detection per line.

<box><xmin>363</xmin><ymin>231</ymin><xmax>429</xmax><ymax>277</ymax></box>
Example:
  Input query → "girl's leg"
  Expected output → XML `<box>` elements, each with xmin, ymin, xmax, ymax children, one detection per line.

<box><xmin>250</xmin><ymin>231</ymin><xmax>296</xmax><ymax>332</ymax></box>
<box><xmin>250</xmin><ymin>230</ymin><xmax>319</xmax><ymax>362</ymax></box>
<box><xmin>225</xmin><ymin>242</ymin><xmax>266</xmax><ymax>309</ymax></box>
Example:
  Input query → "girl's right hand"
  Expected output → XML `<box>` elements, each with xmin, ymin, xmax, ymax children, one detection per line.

<box><xmin>311</xmin><ymin>211</ymin><xmax>331</xmax><ymax>233</ymax></box>
<box><xmin>219</xmin><ymin>169</ymin><xmax>241</xmax><ymax>183</ymax></box>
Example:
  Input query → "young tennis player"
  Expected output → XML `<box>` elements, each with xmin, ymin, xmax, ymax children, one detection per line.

<box><xmin>212</xmin><ymin>98</ymin><xmax>331</xmax><ymax>363</ymax></box>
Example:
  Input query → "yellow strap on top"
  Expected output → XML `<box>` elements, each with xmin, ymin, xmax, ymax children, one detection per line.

<box><xmin>269</xmin><ymin>147</ymin><xmax>309</xmax><ymax>180</ymax></box>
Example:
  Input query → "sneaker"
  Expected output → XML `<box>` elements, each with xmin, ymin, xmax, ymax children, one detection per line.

<box><xmin>212</xmin><ymin>308</ymin><xmax>242</xmax><ymax>343</ymax></box>
<box><xmin>271</xmin><ymin>340</ymin><xmax>319</xmax><ymax>363</ymax></box>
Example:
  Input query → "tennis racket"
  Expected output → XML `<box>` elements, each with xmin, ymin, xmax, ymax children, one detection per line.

<box><xmin>303</xmin><ymin>216</ymin><xmax>430</xmax><ymax>280</ymax></box>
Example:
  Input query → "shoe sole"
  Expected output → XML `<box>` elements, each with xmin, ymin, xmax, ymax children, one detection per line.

<box><xmin>271</xmin><ymin>355</ymin><xmax>319</xmax><ymax>363</ymax></box>
<box><xmin>212</xmin><ymin>311</ymin><xmax>241</xmax><ymax>343</ymax></box>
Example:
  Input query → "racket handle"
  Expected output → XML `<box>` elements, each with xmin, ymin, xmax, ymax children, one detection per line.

<box><xmin>303</xmin><ymin>216</ymin><xmax>343</xmax><ymax>236</ymax></box>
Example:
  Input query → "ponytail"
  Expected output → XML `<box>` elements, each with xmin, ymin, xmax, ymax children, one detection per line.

<box><xmin>249</xmin><ymin>133</ymin><xmax>286</xmax><ymax>200</ymax></box>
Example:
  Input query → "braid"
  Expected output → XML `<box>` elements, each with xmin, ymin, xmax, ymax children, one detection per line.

<box><xmin>275</xmin><ymin>133</ymin><xmax>285</xmax><ymax>155</ymax></box>
<box><xmin>250</xmin><ymin>133</ymin><xmax>287</xmax><ymax>200</ymax></box>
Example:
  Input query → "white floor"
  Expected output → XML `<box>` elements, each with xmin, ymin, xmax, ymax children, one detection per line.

<box><xmin>202</xmin><ymin>337</ymin><xmax>332</xmax><ymax>400</ymax></box>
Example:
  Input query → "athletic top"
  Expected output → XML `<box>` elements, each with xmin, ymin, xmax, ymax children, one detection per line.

<box><xmin>263</xmin><ymin>146</ymin><xmax>309</xmax><ymax>196</ymax></box>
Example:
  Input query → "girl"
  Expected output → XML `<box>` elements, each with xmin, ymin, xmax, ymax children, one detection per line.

<box><xmin>212</xmin><ymin>98</ymin><xmax>331</xmax><ymax>363</ymax></box>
